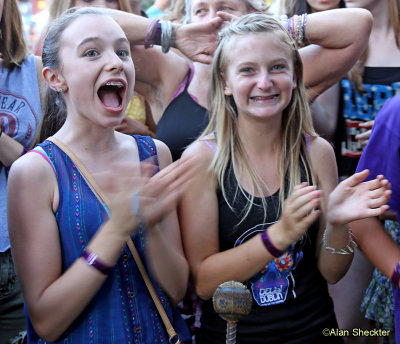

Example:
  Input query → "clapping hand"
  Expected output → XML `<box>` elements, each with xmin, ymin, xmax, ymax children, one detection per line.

<box><xmin>276</xmin><ymin>183</ymin><xmax>321</xmax><ymax>247</ymax></box>
<box><xmin>327</xmin><ymin>169</ymin><xmax>391</xmax><ymax>226</ymax></box>
<box><xmin>92</xmin><ymin>155</ymin><xmax>198</xmax><ymax>237</ymax></box>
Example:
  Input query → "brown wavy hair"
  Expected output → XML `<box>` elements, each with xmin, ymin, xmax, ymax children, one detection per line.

<box><xmin>0</xmin><ymin>0</ymin><xmax>29</xmax><ymax>70</ymax></box>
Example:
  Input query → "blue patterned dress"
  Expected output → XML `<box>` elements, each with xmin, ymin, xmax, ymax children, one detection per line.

<box><xmin>26</xmin><ymin>135</ymin><xmax>190</xmax><ymax>344</ymax></box>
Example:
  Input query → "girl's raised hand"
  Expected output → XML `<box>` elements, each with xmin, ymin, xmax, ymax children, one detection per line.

<box><xmin>175</xmin><ymin>17</ymin><xmax>224</xmax><ymax>64</ymax></box>
<box><xmin>136</xmin><ymin>155</ymin><xmax>198</xmax><ymax>228</ymax></box>
<box><xmin>92</xmin><ymin>155</ymin><xmax>198</xmax><ymax>238</ymax></box>
<box><xmin>327</xmin><ymin>169</ymin><xmax>391</xmax><ymax>226</ymax></box>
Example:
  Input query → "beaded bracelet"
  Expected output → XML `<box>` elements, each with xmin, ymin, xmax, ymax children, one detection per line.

<box><xmin>323</xmin><ymin>225</ymin><xmax>357</xmax><ymax>255</ymax></box>
<box><xmin>286</xmin><ymin>13</ymin><xmax>307</xmax><ymax>48</ymax></box>
<box><xmin>391</xmin><ymin>260</ymin><xmax>400</xmax><ymax>286</ymax></box>
<box><xmin>260</xmin><ymin>229</ymin><xmax>284</xmax><ymax>258</ymax></box>
<box><xmin>82</xmin><ymin>249</ymin><xmax>112</xmax><ymax>275</ymax></box>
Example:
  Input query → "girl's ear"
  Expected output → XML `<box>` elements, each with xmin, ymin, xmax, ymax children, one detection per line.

<box><xmin>42</xmin><ymin>67</ymin><xmax>68</xmax><ymax>93</ymax></box>
<box><xmin>221</xmin><ymin>72</ymin><xmax>232</xmax><ymax>96</ymax></box>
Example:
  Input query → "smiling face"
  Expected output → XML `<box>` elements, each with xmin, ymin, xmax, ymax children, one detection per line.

<box><xmin>51</xmin><ymin>14</ymin><xmax>135</xmax><ymax>128</ymax></box>
<box><xmin>222</xmin><ymin>33</ymin><xmax>297</xmax><ymax>124</ymax></box>
<box><xmin>190</xmin><ymin>0</ymin><xmax>249</xmax><ymax>23</ymax></box>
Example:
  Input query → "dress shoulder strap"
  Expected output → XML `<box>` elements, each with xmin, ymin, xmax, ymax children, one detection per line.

<box><xmin>29</xmin><ymin>147</ymin><xmax>57</xmax><ymax>175</ymax></box>
<box><xmin>203</xmin><ymin>139</ymin><xmax>216</xmax><ymax>153</ymax></box>
<box><xmin>133</xmin><ymin>135</ymin><xmax>159</xmax><ymax>171</ymax></box>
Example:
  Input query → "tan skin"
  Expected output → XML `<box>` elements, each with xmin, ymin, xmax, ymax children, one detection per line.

<box><xmin>179</xmin><ymin>32</ymin><xmax>391</xmax><ymax>300</ymax></box>
<box><xmin>7</xmin><ymin>14</ymin><xmax>203</xmax><ymax>342</ymax></box>
<box><xmin>128</xmin><ymin>7</ymin><xmax>373</xmax><ymax>124</ymax></box>
<box><xmin>180</xmin><ymin>135</ymin><xmax>390</xmax><ymax>299</ymax></box>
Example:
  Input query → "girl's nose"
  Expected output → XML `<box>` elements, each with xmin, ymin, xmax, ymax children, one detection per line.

<box><xmin>257</xmin><ymin>72</ymin><xmax>271</xmax><ymax>89</ymax></box>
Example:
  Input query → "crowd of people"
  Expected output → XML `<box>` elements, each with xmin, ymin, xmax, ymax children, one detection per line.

<box><xmin>1</xmin><ymin>0</ymin><xmax>399</xmax><ymax>343</ymax></box>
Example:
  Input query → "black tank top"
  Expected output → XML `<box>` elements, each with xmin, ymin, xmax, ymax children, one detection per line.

<box><xmin>157</xmin><ymin>67</ymin><xmax>209</xmax><ymax>161</ymax></box>
<box><xmin>198</xmin><ymin>156</ymin><xmax>342</xmax><ymax>344</ymax></box>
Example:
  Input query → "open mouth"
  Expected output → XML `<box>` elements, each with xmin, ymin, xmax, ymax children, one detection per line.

<box><xmin>97</xmin><ymin>81</ymin><xmax>125</xmax><ymax>110</ymax></box>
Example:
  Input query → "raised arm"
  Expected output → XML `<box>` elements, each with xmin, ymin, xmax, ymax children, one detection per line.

<box><xmin>300</xmin><ymin>8</ymin><xmax>373</xmax><ymax>101</ymax></box>
<box><xmin>107</xmin><ymin>9</ymin><xmax>224</xmax><ymax>119</ymax></box>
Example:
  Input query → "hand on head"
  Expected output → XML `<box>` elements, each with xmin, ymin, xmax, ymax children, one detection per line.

<box><xmin>327</xmin><ymin>169</ymin><xmax>391</xmax><ymax>226</ymax></box>
<box><xmin>175</xmin><ymin>16</ymin><xmax>225</xmax><ymax>64</ymax></box>
<box><xmin>216</xmin><ymin>11</ymin><xmax>239</xmax><ymax>25</ymax></box>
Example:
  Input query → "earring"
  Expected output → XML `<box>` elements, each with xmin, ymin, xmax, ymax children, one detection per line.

<box><xmin>59</xmin><ymin>88</ymin><xmax>63</xmax><ymax>92</ymax></box>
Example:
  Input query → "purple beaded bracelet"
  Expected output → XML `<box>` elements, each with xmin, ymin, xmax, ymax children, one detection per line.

<box><xmin>391</xmin><ymin>260</ymin><xmax>400</xmax><ymax>287</ymax></box>
<box><xmin>82</xmin><ymin>249</ymin><xmax>112</xmax><ymax>275</ymax></box>
<box><xmin>261</xmin><ymin>229</ymin><xmax>284</xmax><ymax>258</ymax></box>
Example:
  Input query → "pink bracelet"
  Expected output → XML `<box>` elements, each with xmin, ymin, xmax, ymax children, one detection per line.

<box><xmin>391</xmin><ymin>260</ymin><xmax>400</xmax><ymax>287</ymax></box>
<box><xmin>260</xmin><ymin>229</ymin><xmax>284</xmax><ymax>258</ymax></box>
<box><xmin>82</xmin><ymin>249</ymin><xmax>112</xmax><ymax>275</ymax></box>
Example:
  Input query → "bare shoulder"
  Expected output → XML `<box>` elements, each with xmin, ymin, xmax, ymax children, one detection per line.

<box><xmin>10</xmin><ymin>149</ymin><xmax>54</xmax><ymax>181</ymax></box>
<box><xmin>153</xmin><ymin>139</ymin><xmax>173</xmax><ymax>170</ymax></box>
<box><xmin>182</xmin><ymin>137</ymin><xmax>216</xmax><ymax>168</ymax></box>
<box><xmin>308</xmin><ymin>136</ymin><xmax>335</xmax><ymax>160</ymax></box>
<box><xmin>9</xmin><ymin>149</ymin><xmax>57</xmax><ymax>202</ymax></box>
<box><xmin>308</xmin><ymin>136</ymin><xmax>338</xmax><ymax>186</ymax></box>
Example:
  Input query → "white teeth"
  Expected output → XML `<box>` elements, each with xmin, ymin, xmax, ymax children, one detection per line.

<box><xmin>105</xmin><ymin>81</ymin><xmax>124</xmax><ymax>88</ymax></box>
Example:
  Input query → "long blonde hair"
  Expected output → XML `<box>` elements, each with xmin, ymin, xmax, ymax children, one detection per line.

<box><xmin>201</xmin><ymin>13</ymin><xmax>317</xmax><ymax>222</ymax></box>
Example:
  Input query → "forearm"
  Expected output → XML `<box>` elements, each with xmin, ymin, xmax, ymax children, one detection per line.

<box><xmin>146</xmin><ymin>223</ymin><xmax>189</xmax><ymax>304</ymax></box>
<box><xmin>301</xmin><ymin>8</ymin><xmax>372</xmax><ymax>99</ymax></box>
<box><xmin>0</xmin><ymin>131</ymin><xmax>26</xmax><ymax>166</ymax></box>
<box><xmin>306</xmin><ymin>8</ymin><xmax>372</xmax><ymax>50</ymax></box>
<box><xmin>317</xmin><ymin>223</ymin><xmax>354</xmax><ymax>284</ymax></box>
<box><xmin>194</xmin><ymin>225</ymin><xmax>290</xmax><ymax>300</ymax></box>
<box><xmin>108</xmin><ymin>9</ymin><xmax>150</xmax><ymax>46</ymax></box>
<box><xmin>351</xmin><ymin>217</ymin><xmax>400</xmax><ymax>282</ymax></box>
<box><xmin>25</xmin><ymin>221</ymin><xmax>130</xmax><ymax>341</ymax></box>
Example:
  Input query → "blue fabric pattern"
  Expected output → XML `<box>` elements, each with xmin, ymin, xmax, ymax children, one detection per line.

<box><xmin>26</xmin><ymin>135</ymin><xmax>190</xmax><ymax>344</ymax></box>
